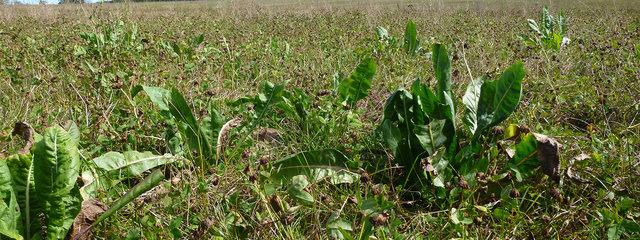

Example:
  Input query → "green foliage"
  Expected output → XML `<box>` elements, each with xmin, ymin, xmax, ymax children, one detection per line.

<box><xmin>75</xmin><ymin>21</ymin><xmax>143</xmax><ymax>59</ymax></box>
<box><xmin>403</xmin><ymin>20</ymin><xmax>420</xmax><ymax>55</ymax></box>
<box><xmin>161</xmin><ymin>33</ymin><xmax>214</xmax><ymax>65</ymax></box>
<box><xmin>33</xmin><ymin>126</ymin><xmax>82</xmax><ymax>239</ymax></box>
<box><xmin>0</xmin><ymin>124</ymin><xmax>169</xmax><ymax>240</ymax></box>
<box><xmin>142</xmin><ymin>85</ymin><xmax>222</xmax><ymax>169</ymax></box>
<box><xmin>0</xmin><ymin>126</ymin><xmax>80</xmax><ymax>240</ymax></box>
<box><xmin>287</xmin><ymin>175</ymin><xmax>314</xmax><ymax>206</ymax></box>
<box><xmin>233</xmin><ymin>81</ymin><xmax>301</xmax><ymax>122</ymax></box>
<box><xmin>507</xmin><ymin>133</ymin><xmax>539</xmax><ymax>180</ymax></box>
<box><xmin>0</xmin><ymin>158</ymin><xmax>21</xmax><ymax>240</ymax></box>
<box><xmin>269</xmin><ymin>149</ymin><xmax>358</xmax><ymax>185</ymax></box>
<box><xmin>336</xmin><ymin>57</ymin><xmax>377</xmax><ymax>107</ymax></box>
<box><xmin>379</xmin><ymin>38</ymin><xmax>543</xmax><ymax>197</ymax></box>
<box><xmin>432</xmin><ymin>44</ymin><xmax>452</xmax><ymax>101</ymax></box>
<box><xmin>519</xmin><ymin>6</ymin><xmax>569</xmax><ymax>50</ymax></box>
<box><xmin>80</xmin><ymin>151</ymin><xmax>179</xmax><ymax>199</ymax></box>
<box><xmin>464</xmin><ymin>62</ymin><xmax>524</xmax><ymax>137</ymax></box>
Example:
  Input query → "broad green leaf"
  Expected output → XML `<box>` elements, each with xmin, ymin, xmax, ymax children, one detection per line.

<box><xmin>375</xmin><ymin>26</ymin><xmax>389</xmax><ymax>41</ymax></box>
<box><xmin>403</xmin><ymin>20</ymin><xmax>419</xmax><ymax>55</ymax></box>
<box><xmin>474</xmin><ymin>62</ymin><xmax>524</xmax><ymax>136</ymax></box>
<box><xmin>0</xmin><ymin>159</ymin><xmax>22</xmax><ymax>240</ymax></box>
<box><xmin>475</xmin><ymin>79</ymin><xmax>497</xmax><ymax>136</ymax></box>
<box><xmin>168</xmin><ymin>88</ymin><xmax>212</xmax><ymax>166</ymax></box>
<box><xmin>67</xmin><ymin>122</ymin><xmax>80</xmax><ymax>145</ymax></box>
<box><xmin>81</xmin><ymin>151</ymin><xmax>178</xmax><ymax>199</ymax></box>
<box><xmin>618</xmin><ymin>197</ymin><xmax>635</xmax><ymax>214</ymax></box>
<box><xmin>287</xmin><ymin>175</ymin><xmax>314</xmax><ymax>205</ymax></box>
<box><xmin>201</xmin><ymin>104</ymin><xmax>225</xmax><ymax>146</ymax></box>
<box><xmin>432</xmin><ymin>44</ymin><xmax>452</xmax><ymax>101</ymax></box>
<box><xmin>414</xmin><ymin>120</ymin><xmax>447</xmax><ymax>155</ymax></box>
<box><xmin>33</xmin><ymin>126</ymin><xmax>81</xmax><ymax>239</ymax></box>
<box><xmin>621</xmin><ymin>220</ymin><xmax>640</xmax><ymax>233</ymax></box>
<box><xmin>92</xmin><ymin>151</ymin><xmax>177</xmax><ymax>178</ymax></box>
<box><xmin>608</xmin><ymin>225</ymin><xmax>620</xmax><ymax>240</ymax></box>
<box><xmin>426</xmin><ymin>149</ymin><xmax>450</xmax><ymax>188</ymax></box>
<box><xmin>507</xmin><ymin>133</ymin><xmax>538</xmax><ymax>179</ymax></box>
<box><xmin>141</xmin><ymin>85</ymin><xmax>171</xmax><ymax>112</ymax></box>
<box><xmin>327</xmin><ymin>213</ymin><xmax>352</xmax><ymax>240</ymax></box>
<box><xmin>558</xmin><ymin>12</ymin><xmax>567</xmax><ymax>35</ymax></box>
<box><xmin>441</xmin><ymin>91</ymin><xmax>457</xmax><ymax>148</ymax></box>
<box><xmin>411</xmin><ymin>79</ymin><xmax>438</xmax><ymax>124</ymax></box>
<box><xmin>527</xmin><ymin>19</ymin><xmax>541</xmax><ymax>34</ymax></box>
<box><xmin>382</xmin><ymin>89</ymin><xmax>413</xmax><ymax>123</ymax></box>
<box><xmin>4</xmin><ymin>154</ymin><xmax>38</xmax><ymax>238</ymax></box>
<box><xmin>381</xmin><ymin>120</ymin><xmax>401</xmax><ymax>154</ymax></box>
<box><xmin>337</xmin><ymin>58</ymin><xmax>376</xmax><ymax>106</ymax></box>
<box><xmin>491</xmin><ymin>62</ymin><xmax>524</xmax><ymax>127</ymax></box>
<box><xmin>542</xmin><ymin>6</ymin><xmax>553</xmax><ymax>32</ymax></box>
<box><xmin>463</xmin><ymin>78</ymin><xmax>484</xmax><ymax>134</ymax></box>
<box><xmin>271</xmin><ymin>149</ymin><xmax>358</xmax><ymax>185</ymax></box>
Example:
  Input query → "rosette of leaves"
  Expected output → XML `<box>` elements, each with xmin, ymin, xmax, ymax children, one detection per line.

<box><xmin>379</xmin><ymin>43</ymin><xmax>538</xmax><ymax>194</ymax></box>
<box><xmin>380</xmin><ymin>44</ymin><xmax>457</xmax><ymax>190</ymax></box>
<box><xmin>519</xmin><ymin>6</ymin><xmax>569</xmax><ymax>50</ymax></box>
<box><xmin>0</xmin><ymin>126</ymin><xmax>81</xmax><ymax>240</ymax></box>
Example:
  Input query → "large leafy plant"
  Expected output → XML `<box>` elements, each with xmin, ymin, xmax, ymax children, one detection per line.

<box><xmin>0</xmin><ymin>124</ymin><xmax>168</xmax><ymax>240</ymax></box>
<box><xmin>519</xmin><ymin>6</ymin><xmax>569</xmax><ymax>50</ymax></box>
<box><xmin>0</xmin><ymin>125</ymin><xmax>81</xmax><ymax>240</ymax></box>
<box><xmin>379</xmin><ymin>41</ymin><xmax>559</xmax><ymax>196</ymax></box>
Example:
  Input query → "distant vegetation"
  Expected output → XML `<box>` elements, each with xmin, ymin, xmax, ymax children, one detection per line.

<box><xmin>0</xmin><ymin>1</ymin><xmax>638</xmax><ymax>239</ymax></box>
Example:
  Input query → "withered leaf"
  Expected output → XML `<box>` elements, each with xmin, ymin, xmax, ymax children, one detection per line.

<box><xmin>254</xmin><ymin>127</ymin><xmax>282</xmax><ymax>143</ymax></box>
<box><xmin>533</xmin><ymin>133</ymin><xmax>561</xmax><ymax>182</ymax></box>
<box><xmin>11</xmin><ymin>121</ymin><xmax>33</xmax><ymax>154</ymax></box>
<box><xmin>71</xmin><ymin>199</ymin><xmax>108</xmax><ymax>240</ymax></box>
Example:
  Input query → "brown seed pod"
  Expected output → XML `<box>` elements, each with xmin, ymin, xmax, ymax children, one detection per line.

<box><xmin>458</xmin><ymin>178</ymin><xmax>469</xmax><ymax>189</ymax></box>
<box><xmin>551</xmin><ymin>187</ymin><xmax>564</xmax><ymax>203</ymax></box>
<box><xmin>243</xmin><ymin>165</ymin><xmax>251</xmax><ymax>175</ymax></box>
<box><xmin>210</xmin><ymin>177</ymin><xmax>219</xmax><ymax>186</ymax></box>
<box><xmin>242</xmin><ymin>149</ymin><xmax>251</xmax><ymax>161</ymax></box>
<box><xmin>249</xmin><ymin>173</ymin><xmax>258</xmax><ymax>183</ymax></box>
<box><xmin>360</xmin><ymin>171</ymin><xmax>371</xmax><ymax>184</ymax></box>
<box><xmin>259</xmin><ymin>156</ymin><xmax>269</xmax><ymax>166</ymax></box>
<box><xmin>371</xmin><ymin>185</ymin><xmax>382</xmax><ymax>195</ymax></box>
<box><xmin>170</xmin><ymin>177</ymin><xmax>181</xmax><ymax>186</ymax></box>
<box><xmin>518</xmin><ymin>125</ymin><xmax>531</xmax><ymax>134</ymax></box>
<box><xmin>476</xmin><ymin>172</ymin><xmax>487</xmax><ymax>183</ymax></box>
<box><xmin>510</xmin><ymin>188</ymin><xmax>521</xmax><ymax>198</ymax></box>
<box><xmin>492</xmin><ymin>126</ymin><xmax>504</xmax><ymax>136</ymax></box>
<box><xmin>370</xmin><ymin>213</ymin><xmax>389</xmax><ymax>227</ymax></box>
<box><xmin>269</xmin><ymin>195</ymin><xmax>283</xmax><ymax>213</ymax></box>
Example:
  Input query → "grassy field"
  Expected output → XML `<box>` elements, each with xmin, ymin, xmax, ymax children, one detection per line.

<box><xmin>1</xmin><ymin>0</ymin><xmax>639</xmax><ymax>239</ymax></box>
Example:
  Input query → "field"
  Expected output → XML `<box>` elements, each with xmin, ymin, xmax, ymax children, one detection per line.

<box><xmin>1</xmin><ymin>0</ymin><xmax>639</xmax><ymax>239</ymax></box>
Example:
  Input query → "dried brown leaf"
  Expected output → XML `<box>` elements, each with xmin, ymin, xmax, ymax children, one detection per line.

<box><xmin>71</xmin><ymin>199</ymin><xmax>107</xmax><ymax>240</ymax></box>
<box><xmin>253</xmin><ymin>128</ymin><xmax>282</xmax><ymax>143</ymax></box>
<box><xmin>533</xmin><ymin>133</ymin><xmax>561</xmax><ymax>182</ymax></box>
<box><xmin>11</xmin><ymin>121</ymin><xmax>33</xmax><ymax>154</ymax></box>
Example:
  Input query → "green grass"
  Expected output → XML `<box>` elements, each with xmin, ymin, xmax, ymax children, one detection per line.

<box><xmin>1</xmin><ymin>0</ymin><xmax>639</xmax><ymax>239</ymax></box>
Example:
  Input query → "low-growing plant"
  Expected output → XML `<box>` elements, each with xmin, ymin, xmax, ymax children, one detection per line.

<box><xmin>519</xmin><ymin>6</ymin><xmax>570</xmax><ymax>50</ymax></box>
<box><xmin>138</xmin><ymin>86</ymin><xmax>226</xmax><ymax>170</ymax></box>
<box><xmin>379</xmin><ymin>41</ymin><xmax>560</xmax><ymax>200</ymax></box>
